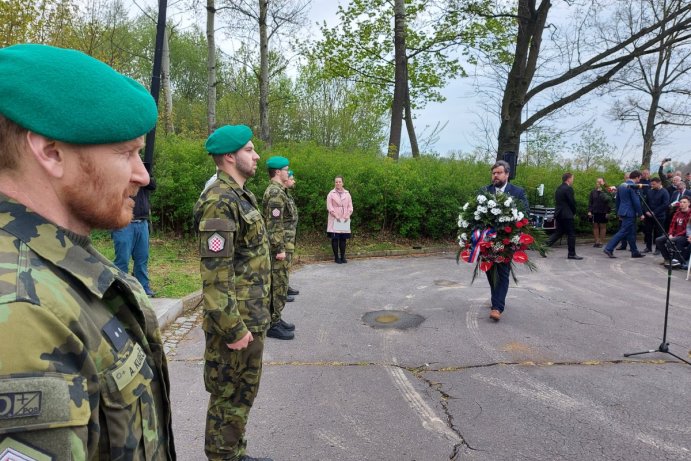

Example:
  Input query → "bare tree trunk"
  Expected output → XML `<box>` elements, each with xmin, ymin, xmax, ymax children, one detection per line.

<box><xmin>641</xmin><ymin>91</ymin><xmax>661</xmax><ymax>169</ymax></box>
<box><xmin>161</xmin><ymin>26</ymin><xmax>174</xmax><ymax>134</ymax></box>
<box><xmin>388</xmin><ymin>0</ymin><xmax>406</xmax><ymax>160</ymax></box>
<box><xmin>497</xmin><ymin>0</ymin><xmax>551</xmax><ymax>159</ymax></box>
<box><xmin>404</xmin><ymin>65</ymin><xmax>419</xmax><ymax>157</ymax></box>
<box><xmin>258</xmin><ymin>0</ymin><xmax>270</xmax><ymax>144</ymax></box>
<box><xmin>206</xmin><ymin>0</ymin><xmax>217</xmax><ymax>134</ymax></box>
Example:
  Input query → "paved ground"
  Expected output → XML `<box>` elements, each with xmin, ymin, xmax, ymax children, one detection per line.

<box><xmin>159</xmin><ymin>243</ymin><xmax>691</xmax><ymax>461</ymax></box>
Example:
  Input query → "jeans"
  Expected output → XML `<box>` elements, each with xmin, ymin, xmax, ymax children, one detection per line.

<box><xmin>486</xmin><ymin>262</ymin><xmax>510</xmax><ymax>312</ymax></box>
<box><xmin>605</xmin><ymin>216</ymin><xmax>639</xmax><ymax>254</ymax></box>
<box><xmin>112</xmin><ymin>220</ymin><xmax>152</xmax><ymax>294</ymax></box>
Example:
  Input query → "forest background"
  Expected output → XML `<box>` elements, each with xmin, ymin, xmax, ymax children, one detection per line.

<box><xmin>4</xmin><ymin>0</ymin><xmax>691</xmax><ymax>242</ymax></box>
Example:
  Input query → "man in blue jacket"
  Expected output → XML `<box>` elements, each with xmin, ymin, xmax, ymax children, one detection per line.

<box><xmin>604</xmin><ymin>170</ymin><xmax>646</xmax><ymax>258</ymax></box>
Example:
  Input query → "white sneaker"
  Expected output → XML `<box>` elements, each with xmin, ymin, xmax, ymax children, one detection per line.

<box><xmin>671</xmin><ymin>259</ymin><xmax>681</xmax><ymax>267</ymax></box>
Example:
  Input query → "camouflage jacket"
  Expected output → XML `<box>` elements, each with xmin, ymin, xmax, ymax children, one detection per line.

<box><xmin>193</xmin><ymin>171</ymin><xmax>271</xmax><ymax>346</ymax></box>
<box><xmin>0</xmin><ymin>197</ymin><xmax>175</xmax><ymax>460</ymax></box>
<box><xmin>262</xmin><ymin>181</ymin><xmax>298</xmax><ymax>254</ymax></box>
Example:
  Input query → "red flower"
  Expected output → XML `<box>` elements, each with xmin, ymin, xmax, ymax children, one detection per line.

<box><xmin>519</xmin><ymin>234</ymin><xmax>534</xmax><ymax>245</ymax></box>
<box><xmin>502</xmin><ymin>238</ymin><xmax>511</xmax><ymax>245</ymax></box>
<box><xmin>496</xmin><ymin>256</ymin><xmax>505</xmax><ymax>263</ymax></box>
<box><xmin>504</xmin><ymin>226</ymin><xmax>512</xmax><ymax>233</ymax></box>
<box><xmin>460</xmin><ymin>250</ymin><xmax>470</xmax><ymax>262</ymax></box>
<box><xmin>480</xmin><ymin>241</ymin><xmax>493</xmax><ymax>249</ymax></box>
<box><xmin>513</xmin><ymin>251</ymin><xmax>528</xmax><ymax>263</ymax></box>
<box><xmin>479</xmin><ymin>260</ymin><xmax>493</xmax><ymax>272</ymax></box>
<box><xmin>521</xmin><ymin>218</ymin><xmax>529</xmax><ymax>225</ymax></box>
<box><xmin>515</xmin><ymin>221</ymin><xmax>524</xmax><ymax>228</ymax></box>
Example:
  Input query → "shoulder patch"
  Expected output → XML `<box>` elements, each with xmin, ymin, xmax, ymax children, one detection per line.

<box><xmin>102</xmin><ymin>317</ymin><xmax>129</xmax><ymax>352</ymax></box>
<box><xmin>272</xmin><ymin>208</ymin><xmax>281</xmax><ymax>218</ymax></box>
<box><xmin>207</xmin><ymin>232</ymin><xmax>226</xmax><ymax>253</ymax></box>
<box><xmin>0</xmin><ymin>437</ymin><xmax>53</xmax><ymax>461</ymax></box>
<box><xmin>0</xmin><ymin>391</ymin><xmax>42</xmax><ymax>419</ymax></box>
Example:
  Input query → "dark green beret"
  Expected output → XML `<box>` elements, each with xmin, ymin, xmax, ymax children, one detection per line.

<box><xmin>0</xmin><ymin>44</ymin><xmax>157</xmax><ymax>144</ymax></box>
<box><xmin>266</xmin><ymin>156</ymin><xmax>289</xmax><ymax>169</ymax></box>
<box><xmin>206</xmin><ymin>125</ymin><xmax>253</xmax><ymax>155</ymax></box>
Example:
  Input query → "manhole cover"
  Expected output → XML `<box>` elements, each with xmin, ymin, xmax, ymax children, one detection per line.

<box><xmin>362</xmin><ymin>310</ymin><xmax>425</xmax><ymax>330</ymax></box>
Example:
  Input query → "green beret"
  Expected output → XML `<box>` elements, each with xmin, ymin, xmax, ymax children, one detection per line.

<box><xmin>0</xmin><ymin>44</ymin><xmax>157</xmax><ymax>144</ymax></box>
<box><xmin>206</xmin><ymin>125</ymin><xmax>253</xmax><ymax>155</ymax></box>
<box><xmin>266</xmin><ymin>156</ymin><xmax>289</xmax><ymax>169</ymax></box>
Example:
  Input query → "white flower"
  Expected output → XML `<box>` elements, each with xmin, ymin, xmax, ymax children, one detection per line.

<box><xmin>463</xmin><ymin>203</ymin><xmax>469</xmax><ymax>210</ymax></box>
<box><xmin>503</xmin><ymin>198</ymin><xmax>513</xmax><ymax>206</ymax></box>
<box><xmin>477</xmin><ymin>206</ymin><xmax>487</xmax><ymax>213</ymax></box>
<box><xmin>487</xmin><ymin>200</ymin><xmax>497</xmax><ymax>207</ymax></box>
<box><xmin>474</xmin><ymin>213</ymin><xmax>481</xmax><ymax>220</ymax></box>
<box><xmin>511</xmin><ymin>234</ymin><xmax>520</xmax><ymax>244</ymax></box>
<box><xmin>491</xmin><ymin>207</ymin><xmax>502</xmax><ymax>215</ymax></box>
<box><xmin>517</xmin><ymin>211</ymin><xmax>524</xmax><ymax>220</ymax></box>
<box><xmin>460</xmin><ymin>233</ymin><xmax>467</xmax><ymax>241</ymax></box>
<box><xmin>477</xmin><ymin>195</ymin><xmax>487</xmax><ymax>204</ymax></box>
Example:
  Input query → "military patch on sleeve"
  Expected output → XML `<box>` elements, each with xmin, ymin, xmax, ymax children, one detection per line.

<box><xmin>0</xmin><ymin>437</ymin><xmax>53</xmax><ymax>461</ymax></box>
<box><xmin>102</xmin><ymin>317</ymin><xmax>129</xmax><ymax>352</ymax></box>
<box><xmin>272</xmin><ymin>208</ymin><xmax>281</xmax><ymax>218</ymax></box>
<box><xmin>207</xmin><ymin>232</ymin><xmax>226</xmax><ymax>252</ymax></box>
<box><xmin>0</xmin><ymin>391</ymin><xmax>41</xmax><ymax>419</ymax></box>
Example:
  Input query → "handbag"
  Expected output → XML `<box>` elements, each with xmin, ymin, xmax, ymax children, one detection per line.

<box><xmin>333</xmin><ymin>219</ymin><xmax>351</xmax><ymax>232</ymax></box>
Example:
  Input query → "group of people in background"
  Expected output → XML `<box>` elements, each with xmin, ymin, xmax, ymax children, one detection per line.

<box><xmin>548</xmin><ymin>160</ymin><xmax>691</xmax><ymax>271</ymax></box>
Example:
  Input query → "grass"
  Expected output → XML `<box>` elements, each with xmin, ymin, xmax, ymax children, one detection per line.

<box><xmin>91</xmin><ymin>229</ymin><xmax>455</xmax><ymax>298</ymax></box>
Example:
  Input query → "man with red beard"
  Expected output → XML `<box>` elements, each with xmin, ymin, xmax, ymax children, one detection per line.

<box><xmin>0</xmin><ymin>45</ymin><xmax>175</xmax><ymax>460</ymax></box>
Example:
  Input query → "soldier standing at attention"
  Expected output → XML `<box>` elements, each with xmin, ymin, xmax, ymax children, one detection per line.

<box><xmin>0</xmin><ymin>44</ymin><xmax>175</xmax><ymax>459</ymax></box>
<box><xmin>194</xmin><ymin>125</ymin><xmax>272</xmax><ymax>461</ymax></box>
<box><xmin>284</xmin><ymin>170</ymin><xmax>300</xmax><ymax>298</ymax></box>
<box><xmin>263</xmin><ymin>156</ymin><xmax>298</xmax><ymax>340</ymax></box>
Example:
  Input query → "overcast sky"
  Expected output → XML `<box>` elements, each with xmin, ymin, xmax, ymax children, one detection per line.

<box><xmin>305</xmin><ymin>0</ymin><xmax>691</xmax><ymax>166</ymax></box>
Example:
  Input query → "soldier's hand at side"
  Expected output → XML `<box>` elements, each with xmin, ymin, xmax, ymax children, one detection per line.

<box><xmin>227</xmin><ymin>332</ymin><xmax>253</xmax><ymax>350</ymax></box>
<box><xmin>276</xmin><ymin>251</ymin><xmax>286</xmax><ymax>261</ymax></box>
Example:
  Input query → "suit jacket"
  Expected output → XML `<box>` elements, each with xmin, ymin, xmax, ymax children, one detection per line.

<box><xmin>554</xmin><ymin>182</ymin><xmax>576</xmax><ymax>219</ymax></box>
<box><xmin>485</xmin><ymin>183</ymin><xmax>529</xmax><ymax>211</ymax></box>
<box><xmin>615</xmin><ymin>181</ymin><xmax>642</xmax><ymax>218</ymax></box>
<box><xmin>669</xmin><ymin>188</ymin><xmax>691</xmax><ymax>206</ymax></box>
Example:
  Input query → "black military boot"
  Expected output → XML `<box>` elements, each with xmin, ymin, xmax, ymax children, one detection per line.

<box><xmin>267</xmin><ymin>323</ymin><xmax>294</xmax><ymax>340</ymax></box>
<box><xmin>279</xmin><ymin>318</ymin><xmax>295</xmax><ymax>331</ymax></box>
<box><xmin>239</xmin><ymin>456</ymin><xmax>273</xmax><ymax>461</ymax></box>
<box><xmin>286</xmin><ymin>295</ymin><xmax>295</xmax><ymax>302</ymax></box>
<box><xmin>287</xmin><ymin>286</ymin><xmax>299</xmax><ymax>295</ymax></box>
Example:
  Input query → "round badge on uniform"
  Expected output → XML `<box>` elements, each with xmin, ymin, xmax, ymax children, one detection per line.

<box><xmin>272</xmin><ymin>208</ymin><xmax>281</xmax><ymax>217</ymax></box>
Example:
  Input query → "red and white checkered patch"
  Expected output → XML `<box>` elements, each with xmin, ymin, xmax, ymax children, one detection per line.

<box><xmin>207</xmin><ymin>232</ymin><xmax>225</xmax><ymax>252</ymax></box>
<box><xmin>272</xmin><ymin>208</ymin><xmax>281</xmax><ymax>217</ymax></box>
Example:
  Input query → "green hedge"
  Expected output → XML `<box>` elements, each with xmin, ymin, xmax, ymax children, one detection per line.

<box><xmin>150</xmin><ymin>134</ymin><xmax>626</xmax><ymax>238</ymax></box>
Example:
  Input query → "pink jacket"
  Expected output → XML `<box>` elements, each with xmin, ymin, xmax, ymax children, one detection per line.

<box><xmin>326</xmin><ymin>188</ymin><xmax>353</xmax><ymax>233</ymax></box>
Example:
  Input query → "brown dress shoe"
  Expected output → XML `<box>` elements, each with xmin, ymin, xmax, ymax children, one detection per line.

<box><xmin>490</xmin><ymin>309</ymin><xmax>501</xmax><ymax>321</ymax></box>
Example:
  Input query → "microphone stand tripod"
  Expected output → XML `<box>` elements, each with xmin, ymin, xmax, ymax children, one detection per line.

<box><xmin>623</xmin><ymin>188</ymin><xmax>690</xmax><ymax>365</ymax></box>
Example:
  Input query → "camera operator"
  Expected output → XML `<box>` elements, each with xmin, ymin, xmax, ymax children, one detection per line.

<box><xmin>655</xmin><ymin>196</ymin><xmax>691</xmax><ymax>268</ymax></box>
<box><xmin>658</xmin><ymin>158</ymin><xmax>675</xmax><ymax>189</ymax></box>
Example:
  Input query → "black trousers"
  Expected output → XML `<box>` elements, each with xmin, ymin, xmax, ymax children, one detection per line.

<box><xmin>547</xmin><ymin>217</ymin><xmax>576</xmax><ymax>256</ymax></box>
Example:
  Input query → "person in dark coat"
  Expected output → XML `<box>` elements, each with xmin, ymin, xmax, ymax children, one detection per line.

<box><xmin>547</xmin><ymin>173</ymin><xmax>582</xmax><ymax>259</ymax></box>
<box><xmin>642</xmin><ymin>177</ymin><xmax>669</xmax><ymax>253</ymax></box>
<box><xmin>603</xmin><ymin>170</ymin><xmax>646</xmax><ymax>258</ymax></box>
<box><xmin>587</xmin><ymin>177</ymin><xmax>611</xmax><ymax>248</ymax></box>
<box><xmin>483</xmin><ymin>160</ymin><xmax>528</xmax><ymax>322</ymax></box>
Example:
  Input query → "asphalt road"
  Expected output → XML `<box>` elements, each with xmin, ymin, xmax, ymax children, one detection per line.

<box><xmin>167</xmin><ymin>244</ymin><xmax>691</xmax><ymax>461</ymax></box>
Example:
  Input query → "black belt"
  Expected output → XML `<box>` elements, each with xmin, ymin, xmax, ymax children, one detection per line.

<box><xmin>131</xmin><ymin>219</ymin><xmax>147</xmax><ymax>223</ymax></box>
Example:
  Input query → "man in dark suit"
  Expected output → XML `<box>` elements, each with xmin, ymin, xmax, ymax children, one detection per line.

<box><xmin>546</xmin><ymin>172</ymin><xmax>582</xmax><ymax>259</ymax></box>
<box><xmin>483</xmin><ymin>160</ymin><xmax>528</xmax><ymax>322</ymax></box>
<box><xmin>603</xmin><ymin>170</ymin><xmax>646</xmax><ymax>258</ymax></box>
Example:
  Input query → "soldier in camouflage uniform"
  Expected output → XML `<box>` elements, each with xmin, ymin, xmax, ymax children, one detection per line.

<box><xmin>262</xmin><ymin>156</ymin><xmax>298</xmax><ymax>340</ymax></box>
<box><xmin>193</xmin><ymin>125</ymin><xmax>273</xmax><ymax>461</ymax></box>
<box><xmin>0</xmin><ymin>44</ymin><xmax>175</xmax><ymax>460</ymax></box>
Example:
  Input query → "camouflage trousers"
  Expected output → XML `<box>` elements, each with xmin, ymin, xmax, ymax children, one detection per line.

<box><xmin>204</xmin><ymin>331</ymin><xmax>266</xmax><ymax>461</ymax></box>
<box><xmin>269</xmin><ymin>252</ymin><xmax>292</xmax><ymax>325</ymax></box>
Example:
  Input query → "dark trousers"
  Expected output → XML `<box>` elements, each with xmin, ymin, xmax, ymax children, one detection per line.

<box><xmin>485</xmin><ymin>262</ymin><xmax>510</xmax><ymax>312</ymax></box>
<box><xmin>547</xmin><ymin>217</ymin><xmax>576</xmax><ymax>256</ymax></box>
<box><xmin>643</xmin><ymin>216</ymin><xmax>665</xmax><ymax>250</ymax></box>
<box><xmin>605</xmin><ymin>216</ymin><xmax>639</xmax><ymax>253</ymax></box>
<box><xmin>655</xmin><ymin>235</ymin><xmax>689</xmax><ymax>262</ymax></box>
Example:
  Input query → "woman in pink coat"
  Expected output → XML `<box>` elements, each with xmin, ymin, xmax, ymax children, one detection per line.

<box><xmin>326</xmin><ymin>175</ymin><xmax>354</xmax><ymax>263</ymax></box>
